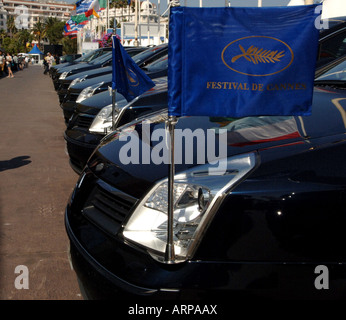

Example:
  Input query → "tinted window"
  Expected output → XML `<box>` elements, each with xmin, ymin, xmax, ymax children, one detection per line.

<box><xmin>315</xmin><ymin>58</ymin><xmax>346</xmax><ymax>81</ymax></box>
<box><xmin>318</xmin><ymin>30</ymin><xmax>346</xmax><ymax>66</ymax></box>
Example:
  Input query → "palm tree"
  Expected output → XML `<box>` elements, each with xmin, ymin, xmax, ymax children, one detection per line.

<box><xmin>6</xmin><ymin>15</ymin><xmax>16</xmax><ymax>38</ymax></box>
<box><xmin>44</xmin><ymin>17</ymin><xmax>63</xmax><ymax>44</ymax></box>
<box><xmin>0</xmin><ymin>29</ymin><xmax>7</xmax><ymax>45</ymax></box>
<box><xmin>17</xmin><ymin>29</ymin><xmax>33</xmax><ymax>52</ymax></box>
<box><xmin>32</xmin><ymin>20</ymin><xmax>45</xmax><ymax>50</ymax></box>
<box><xmin>44</xmin><ymin>17</ymin><xmax>59</xmax><ymax>31</ymax></box>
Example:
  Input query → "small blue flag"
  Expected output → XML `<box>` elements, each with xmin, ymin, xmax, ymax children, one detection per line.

<box><xmin>112</xmin><ymin>35</ymin><xmax>155</xmax><ymax>102</ymax></box>
<box><xmin>168</xmin><ymin>5</ymin><xmax>320</xmax><ymax>118</ymax></box>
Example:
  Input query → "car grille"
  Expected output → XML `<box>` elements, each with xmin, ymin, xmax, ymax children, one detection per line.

<box><xmin>75</xmin><ymin>114</ymin><xmax>95</xmax><ymax>128</ymax></box>
<box><xmin>82</xmin><ymin>181</ymin><xmax>137</xmax><ymax>236</ymax></box>
<box><xmin>68</xmin><ymin>93</ymin><xmax>79</xmax><ymax>102</ymax></box>
<box><xmin>61</xmin><ymin>83</ymin><xmax>70</xmax><ymax>90</ymax></box>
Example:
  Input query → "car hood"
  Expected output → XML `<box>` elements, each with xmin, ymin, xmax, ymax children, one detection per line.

<box><xmin>64</xmin><ymin>66</ymin><xmax>112</xmax><ymax>81</ymax></box>
<box><xmin>69</xmin><ymin>66</ymin><xmax>167</xmax><ymax>92</ymax></box>
<box><xmin>76</xmin><ymin>77</ymin><xmax>168</xmax><ymax>111</ymax></box>
<box><xmin>70</xmin><ymin>73</ymin><xmax>111</xmax><ymax>91</ymax></box>
<box><xmin>88</xmin><ymin>86</ymin><xmax>346</xmax><ymax>198</ymax></box>
<box><xmin>57</xmin><ymin>62</ymin><xmax>102</xmax><ymax>75</ymax></box>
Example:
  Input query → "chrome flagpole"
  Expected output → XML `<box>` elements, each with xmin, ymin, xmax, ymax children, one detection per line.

<box><xmin>165</xmin><ymin>115</ymin><xmax>177</xmax><ymax>263</ymax></box>
<box><xmin>112</xmin><ymin>31</ymin><xmax>117</xmax><ymax>131</ymax></box>
<box><xmin>112</xmin><ymin>88</ymin><xmax>117</xmax><ymax>131</ymax></box>
<box><xmin>164</xmin><ymin>0</ymin><xmax>180</xmax><ymax>264</ymax></box>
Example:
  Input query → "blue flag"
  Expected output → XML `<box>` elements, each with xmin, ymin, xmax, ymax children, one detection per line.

<box><xmin>112</xmin><ymin>36</ymin><xmax>155</xmax><ymax>102</ymax></box>
<box><xmin>168</xmin><ymin>5</ymin><xmax>320</xmax><ymax>118</ymax></box>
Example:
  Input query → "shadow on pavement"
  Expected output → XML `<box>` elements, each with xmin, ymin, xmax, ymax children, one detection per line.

<box><xmin>0</xmin><ymin>156</ymin><xmax>31</xmax><ymax>172</ymax></box>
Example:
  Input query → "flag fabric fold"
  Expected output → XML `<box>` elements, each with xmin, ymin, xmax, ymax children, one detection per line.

<box><xmin>111</xmin><ymin>35</ymin><xmax>155</xmax><ymax>102</ymax></box>
<box><xmin>168</xmin><ymin>5</ymin><xmax>320</xmax><ymax>118</ymax></box>
<box><xmin>63</xmin><ymin>19</ymin><xmax>88</xmax><ymax>36</ymax></box>
<box><xmin>85</xmin><ymin>0</ymin><xmax>101</xmax><ymax>18</ymax></box>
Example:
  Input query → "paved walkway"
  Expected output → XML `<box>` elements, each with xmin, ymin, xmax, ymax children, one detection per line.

<box><xmin>0</xmin><ymin>65</ymin><xmax>82</xmax><ymax>299</ymax></box>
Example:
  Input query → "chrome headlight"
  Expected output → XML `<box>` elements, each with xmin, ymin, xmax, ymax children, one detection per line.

<box><xmin>123</xmin><ymin>152</ymin><xmax>258</xmax><ymax>263</ymax></box>
<box><xmin>76</xmin><ymin>82</ymin><xmax>104</xmax><ymax>103</ymax></box>
<box><xmin>89</xmin><ymin>104</ymin><xmax>114</xmax><ymax>134</ymax></box>
<box><xmin>59</xmin><ymin>71</ymin><xmax>69</xmax><ymax>80</ymax></box>
<box><xmin>89</xmin><ymin>100</ymin><xmax>129</xmax><ymax>134</ymax></box>
<box><xmin>69</xmin><ymin>76</ymin><xmax>87</xmax><ymax>89</ymax></box>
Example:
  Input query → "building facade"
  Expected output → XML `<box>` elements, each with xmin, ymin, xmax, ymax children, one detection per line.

<box><xmin>1</xmin><ymin>0</ymin><xmax>74</xmax><ymax>30</ymax></box>
<box><xmin>98</xmin><ymin>1</ymin><xmax>159</xmax><ymax>29</ymax></box>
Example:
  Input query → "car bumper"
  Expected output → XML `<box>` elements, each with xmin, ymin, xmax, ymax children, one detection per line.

<box><xmin>64</xmin><ymin>130</ymin><xmax>102</xmax><ymax>174</ymax></box>
<box><xmin>66</xmin><ymin>213</ymin><xmax>169</xmax><ymax>300</ymax></box>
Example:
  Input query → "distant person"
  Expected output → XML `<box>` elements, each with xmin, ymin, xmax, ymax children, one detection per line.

<box><xmin>43</xmin><ymin>54</ymin><xmax>49</xmax><ymax>74</ymax></box>
<box><xmin>13</xmin><ymin>54</ymin><xmax>18</xmax><ymax>71</ymax></box>
<box><xmin>0</xmin><ymin>50</ymin><xmax>5</xmax><ymax>77</ymax></box>
<box><xmin>47</xmin><ymin>52</ymin><xmax>54</xmax><ymax>70</ymax></box>
<box><xmin>5</xmin><ymin>53</ymin><xmax>14</xmax><ymax>78</ymax></box>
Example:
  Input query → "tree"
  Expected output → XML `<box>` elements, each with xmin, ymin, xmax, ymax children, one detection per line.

<box><xmin>6</xmin><ymin>15</ymin><xmax>17</xmax><ymax>39</ymax></box>
<box><xmin>32</xmin><ymin>20</ymin><xmax>45</xmax><ymax>50</ymax></box>
<box><xmin>17</xmin><ymin>29</ymin><xmax>33</xmax><ymax>52</ymax></box>
<box><xmin>0</xmin><ymin>29</ymin><xmax>7</xmax><ymax>45</ymax></box>
<box><xmin>61</xmin><ymin>36</ymin><xmax>77</xmax><ymax>54</ymax></box>
<box><xmin>45</xmin><ymin>19</ymin><xmax>65</xmax><ymax>44</ymax></box>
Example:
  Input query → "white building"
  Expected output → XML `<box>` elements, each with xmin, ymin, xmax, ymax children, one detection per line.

<box><xmin>98</xmin><ymin>1</ymin><xmax>159</xmax><ymax>30</ymax></box>
<box><xmin>1</xmin><ymin>0</ymin><xmax>74</xmax><ymax>30</ymax></box>
<box><xmin>0</xmin><ymin>1</ymin><xmax>6</xmax><ymax>30</ymax></box>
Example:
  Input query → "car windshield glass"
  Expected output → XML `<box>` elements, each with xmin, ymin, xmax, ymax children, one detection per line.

<box><xmin>132</xmin><ymin>45</ymin><xmax>166</xmax><ymax>64</ymax></box>
<box><xmin>89</xmin><ymin>52</ymin><xmax>112</xmax><ymax>65</ymax></box>
<box><xmin>144</xmin><ymin>55</ymin><xmax>168</xmax><ymax>72</ymax></box>
<box><xmin>79</xmin><ymin>50</ymin><xmax>100</xmax><ymax>62</ymax></box>
<box><xmin>315</xmin><ymin>58</ymin><xmax>346</xmax><ymax>81</ymax></box>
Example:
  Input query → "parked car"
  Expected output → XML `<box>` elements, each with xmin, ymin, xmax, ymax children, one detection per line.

<box><xmin>65</xmin><ymin>53</ymin><xmax>346</xmax><ymax>300</ymax></box>
<box><xmin>64</xmin><ymin>77</ymin><xmax>168</xmax><ymax>173</ymax></box>
<box><xmin>317</xmin><ymin>17</ymin><xmax>346</xmax><ymax>68</ymax></box>
<box><xmin>61</xmin><ymin>54</ymin><xmax>168</xmax><ymax>122</ymax></box>
<box><xmin>57</xmin><ymin>45</ymin><xmax>167</xmax><ymax>104</ymax></box>
<box><xmin>59</xmin><ymin>54</ymin><xmax>82</xmax><ymax>64</ymax></box>
<box><xmin>53</xmin><ymin>48</ymin><xmax>146</xmax><ymax>90</ymax></box>
<box><xmin>50</xmin><ymin>47</ymin><xmax>112</xmax><ymax>84</ymax></box>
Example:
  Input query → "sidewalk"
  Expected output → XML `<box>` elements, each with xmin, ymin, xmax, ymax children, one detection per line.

<box><xmin>0</xmin><ymin>65</ymin><xmax>82</xmax><ymax>299</ymax></box>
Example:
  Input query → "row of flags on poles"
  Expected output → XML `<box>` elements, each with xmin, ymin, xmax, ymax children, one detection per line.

<box><xmin>64</xmin><ymin>0</ymin><xmax>130</xmax><ymax>36</ymax></box>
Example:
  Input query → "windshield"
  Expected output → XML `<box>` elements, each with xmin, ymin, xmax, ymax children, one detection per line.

<box><xmin>144</xmin><ymin>55</ymin><xmax>168</xmax><ymax>72</ymax></box>
<box><xmin>132</xmin><ymin>45</ymin><xmax>166</xmax><ymax>64</ymax></box>
<box><xmin>79</xmin><ymin>50</ymin><xmax>100</xmax><ymax>62</ymax></box>
<box><xmin>89</xmin><ymin>51</ymin><xmax>112</xmax><ymax>65</ymax></box>
<box><xmin>315</xmin><ymin>58</ymin><xmax>346</xmax><ymax>81</ymax></box>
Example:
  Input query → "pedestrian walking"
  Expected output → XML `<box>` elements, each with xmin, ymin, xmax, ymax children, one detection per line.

<box><xmin>13</xmin><ymin>54</ymin><xmax>18</xmax><ymax>71</ymax></box>
<box><xmin>43</xmin><ymin>54</ymin><xmax>49</xmax><ymax>74</ymax></box>
<box><xmin>5</xmin><ymin>53</ymin><xmax>14</xmax><ymax>78</ymax></box>
<box><xmin>47</xmin><ymin>52</ymin><xmax>55</xmax><ymax>70</ymax></box>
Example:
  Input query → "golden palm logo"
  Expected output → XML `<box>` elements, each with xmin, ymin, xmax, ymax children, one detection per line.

<box><xmin>221</xmin><ymin>36</ymin><xmax>294</xmax><ymax>77</ymax></box>
<box><xmin>231</xmin><ymin>45</ymin><xmax>285</xmax><ymax>65</ymax></box>
<box><xmin>126</xmin><ymin>68</ymin><xmax>139</xmax><ymax>87</ymax></box>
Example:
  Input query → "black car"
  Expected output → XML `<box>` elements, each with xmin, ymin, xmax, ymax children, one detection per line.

<box><xmin>61</xmin><ymin>54</ymin><xmax>169</xmax><ymax>122</ymax></box>
<box><xmin>56</xmin><ymin>66</ymin><xmax>113</xmax><ymax>103</ymax></box>
<box><xmin>50</xmin><ymin>47</ymin><xmax>113</xmax><ymax>84</ymax></box>
<box><xmin>53</xmin><ymin>51</ymin><xmax>116</xmax><ymax>91</ymax></box>
<box><xmin>64</xmin><ymin>77</ymin><xmax>168</xmax><ymax>174</ymax></box>
<box><xmin>59</xmin><ymin>54</ymin><xmax>82</xmax><ymax>64</ymax></box>
<box><xmin>317</xmin><ymin>17</ymin><xmax>346</xmax><ymax>68</ymax></box>
<box><xmin>57</xmin><ymin>45</ymin><xmax>168</xmax><ymax>105</ymax></box>
<box><xmin>65</xmin><ymin>56</ymin><xmax>346</xmax><ymax>300</ymax></box>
